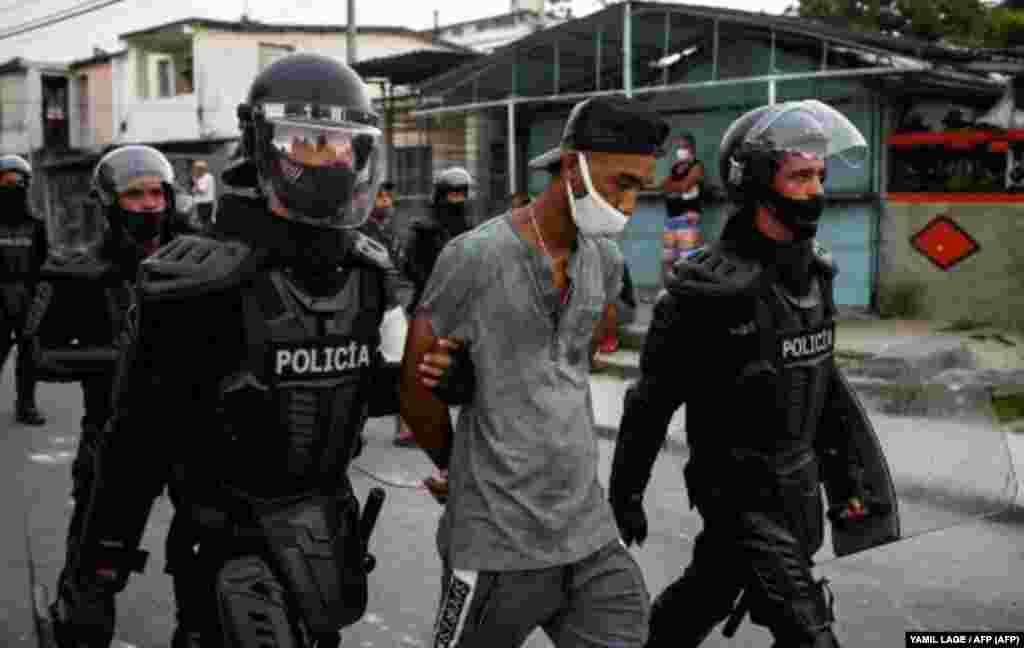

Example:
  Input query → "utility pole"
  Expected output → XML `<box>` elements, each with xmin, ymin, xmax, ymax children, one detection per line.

<box><xmin>347</xmin><ymin>0</ymin><xmax>357</xmax><ymax>64</ymax></box>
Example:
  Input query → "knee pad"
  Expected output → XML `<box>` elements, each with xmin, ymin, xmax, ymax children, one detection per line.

<box><xmin>760</xmin><ymin>578</ymin><xmax>836</xmax><ymax>647</ymax></box>
<box><xmin>216</xmin><ymin>555</ymin><xmax>297</xmax><ymax>648</ymax></box>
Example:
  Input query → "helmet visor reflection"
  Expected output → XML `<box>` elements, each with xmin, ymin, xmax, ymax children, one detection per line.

<box><xmin>265</xmin><ymin>119</ymin><xmax>382</xmax><ymax>229</ymax></box>
<box><xmin>746</xmin><ymin>100</ymin><xmax>868</xmax><ymax>168</ymax></box>
<box><xmin>271</xmin><ymin>121</ymin><xmax>374</xmax><ymax>173</ymax></box>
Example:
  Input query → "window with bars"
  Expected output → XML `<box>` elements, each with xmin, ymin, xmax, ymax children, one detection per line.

<box><xmin>157</xmin><ymin>59</ymin><xmax>173</xmax><ymax>98</ymax></box>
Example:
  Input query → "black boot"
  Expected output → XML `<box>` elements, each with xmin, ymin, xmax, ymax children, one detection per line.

<box><xmin>16</xmin><ymin>401</ymin><xmax>46</xmax><ymax>425</ymax></box>
<box><xmin>171</xmin><ymin>627</ymin><xmax>203</xmax><ymax>648</ymax></box>
<box><xmin>50</xmin><ymin>570</ymin><xmax>117</xmax><ymax>648</ymax></box>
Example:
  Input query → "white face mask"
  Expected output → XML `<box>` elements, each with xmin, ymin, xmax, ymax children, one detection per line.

<box><xmin>566</xmin><ymin>153</ymin><xmax>629</xmax><ymax>237</ymax></box>
<box><xmin>676</xmin><ymin>148</ymin><xmax>692</xmax><ymax>161</ymax></box>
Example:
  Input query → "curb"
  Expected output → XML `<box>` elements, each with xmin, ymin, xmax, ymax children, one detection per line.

<box><xmin>593</xmin><ymin>420</ymin><xmax>1021</xmax><ymax>521</ymax></box>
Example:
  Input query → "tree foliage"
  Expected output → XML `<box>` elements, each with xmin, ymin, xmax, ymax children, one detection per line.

<box><xmin>789</xmin><ymin>0</ymin><xmax>1024</xmax><ymax>49</ymax></box>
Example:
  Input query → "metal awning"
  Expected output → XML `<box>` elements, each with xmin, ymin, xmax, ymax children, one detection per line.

<box><xmin>412</xmin><ymin>1</ymin><xmax>1007</xmax><ymax>116</ymax></box>
<box><xmin>353</xmin><ymin>49</ymin><xmax>480</xmax><ymax>86</ymax></box>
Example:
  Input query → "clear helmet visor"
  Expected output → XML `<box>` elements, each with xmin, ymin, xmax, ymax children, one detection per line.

<box><xmin>46</xmin><ymin>198</ymin><xmax>107</xmax><ymax>260</ymax></box>
<box><xmin>93</xmin><ymin>145</ymin><xmax>174</xmax><ymax>205</ymax></box>
<box><xmin>264</xmin><ymin>118</ymin><xmax>383</xmax><ymax>229</ymax></box>
<box><xmin>745</xmin><ymin>100</ymin><xmax>868</xmax><ymax>168</ymax></box>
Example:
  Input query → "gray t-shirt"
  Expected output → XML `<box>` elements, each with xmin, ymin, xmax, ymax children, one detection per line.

<box><xmin>418</xmin><ymin>212</ymin><xmax>624</xmax><ymax>571</ymax></box>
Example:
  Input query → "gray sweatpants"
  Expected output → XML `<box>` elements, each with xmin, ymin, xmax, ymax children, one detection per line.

<box><xmin>431</xmin><ymin>540</ymin><xmax>650</xmax><ymax>648</ymax></box>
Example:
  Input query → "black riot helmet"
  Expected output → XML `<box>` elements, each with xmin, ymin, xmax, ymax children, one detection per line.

<box><xmin>432</xmin><ymin>166</ymin><xmax>474</xmax><ymax>236</ymax></box>
<box><xmin>0</xmin><ymin>154</ymin><xmax>33</xmax><ymax>218</ymax></box>
<box><xmin>237</xmin><ymin>53</ymin><xmax>384</xmax><ymax>230</ymax></box>
<box><xmin>719</xmin><ymin>100</ymin><xmax>867</xmax><ymax>203</ymax></box>
<box><xmin>88</xmin><ymin>145</ymin><xmax>175</xmax><ymax>250</ymax></box>
<box><xmin>0</xmin><ymin>154</ymin><xmax>32</xmax><ymax>185</ymax></box>
<box><xmin>718</xmin><ymin>100</ymin><xmax>867</xmax><ymax>238</ymax></box>
<box><xmin>432</xmin><ymin>166</ymin><xmax>473</xmax><ymax>206</ymax></box>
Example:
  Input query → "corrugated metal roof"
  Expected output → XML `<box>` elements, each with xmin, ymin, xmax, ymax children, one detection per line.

<box><xmin>353</xmin><ymin>49</ymin><xmax>481</xmax><ymax>85</ymax></box>
<box><xmin>121</xmin><ymin>17</ymin><xmax>437</xmax><ymax>42</ymax></box>
<box><xmin>415</xmin><ymin>2</ymin><xmax>1014</xmax><ymax>102</ymax></box>
<box><xmin>0</xmin><ymin>56</ymin><xmax>68</xmax><ymax>74</ymax></box>
<box><xmin>68</xmin><ymin>49</ymin><xmax>127</xmax><ymax>69</ymax></box>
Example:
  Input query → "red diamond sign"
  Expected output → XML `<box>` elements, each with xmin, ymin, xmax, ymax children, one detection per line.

<box><xmin>909</xmin><ymin>214</ymin><xmax>980</xmax><ymax>271</ymax></box>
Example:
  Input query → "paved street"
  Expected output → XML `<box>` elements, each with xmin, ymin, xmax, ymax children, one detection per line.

<box><xmin>3</xmin><ymin>372</ymin><xmax>1023</xmax><ymax>647</ymax></box>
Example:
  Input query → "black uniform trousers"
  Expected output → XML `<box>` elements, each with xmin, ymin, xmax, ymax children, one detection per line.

<box><xmin>0</xmin><ymin>295</ymin><xmax>36</xmax><ymax>408</ymax></box>
<box><xmin>61</xmin><ymin>373</ymin><xmax>116</xmax><ymax>576</ymax></box>
<box><xmin>647</xmin><ymin>459</ymin><xmax>836</xmax><ymax>648</ymax></box>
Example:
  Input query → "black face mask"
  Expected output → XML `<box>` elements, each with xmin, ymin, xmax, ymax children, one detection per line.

<box><xmin>765</xmin><ymin>192</ymin><xmax>825</xmax><ymax>241</ymax></box>
<box><xmin>271</xmin><ymin>155</ymin><xmax>356</xmax><ymax>222</ymax></box>
<box><xmin>437</xmin><ymin>202</ymin><xmax>468</xmax><ymax>235</ymax></box>
<box><xmin>0</xmin><ymin>185</ymin><xmax>28</xmax><ymax>219</ymax></box>
<box><xmin>370</xmin><ymin>206</ymin><xmax>394</xmax><ymax>223</ymax></box>
<box><xmin>118</xmin><ymin>208</ymin><xmax>163</xmax><ymax>244</ymax></box>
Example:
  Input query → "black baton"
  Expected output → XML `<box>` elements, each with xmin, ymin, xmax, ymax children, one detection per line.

<box><xmin>359</xmin><ymin>487</ymin><xmax>386</xmax><ymax>546</ymax></box>
<box><xmin>722</xmin><ymin>589</ymin><xmax>751</xmax><ymax>638</ymax></box>
<box><xmin>359</xmin><ymin>487</ymin><xmax>386</xmax><ymax>573</ymax></box>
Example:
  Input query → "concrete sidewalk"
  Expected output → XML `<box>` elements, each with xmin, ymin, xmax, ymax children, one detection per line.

<box><xmin>591</xmin><ymin>307</ymin><xmax>1024</xmax><ymax>508</ymax></box>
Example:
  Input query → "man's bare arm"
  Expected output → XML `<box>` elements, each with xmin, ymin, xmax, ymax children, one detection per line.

<box><xmin>399</xmin><ymin>313</ymin><xmax>454</xmax><ymax>470</ymax></box>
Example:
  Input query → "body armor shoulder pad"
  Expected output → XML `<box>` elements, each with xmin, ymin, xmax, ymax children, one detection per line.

<box><xmin>350</xmin><ymin>231</ymin><xmax>394</xmax><ymax>271</ymax></box>
<box><xmin>139</xmin><ymin>235</ymin><xmax>258</xmax><ymax>302</ymax></box>
<box><xmin>667</xmin><ymin>242</ymin><xmax>764</xmax><ymax>298</ymax></box>
<box><xmin>812</xmin><ymin>239</ymin><xmax>839</xmax><ymax>279</ymax></box>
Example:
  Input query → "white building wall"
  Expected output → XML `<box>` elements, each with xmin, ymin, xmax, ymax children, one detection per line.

<box><xmin>25</xmin><ymin>68</ymin><xmax>44</xmax><ymax>152</ymax></box>
<box><xmin>141</xmin><ymin>28</ymin><xmax>451</xmax><ymax>142</ymax></box>
<box><xmin>437</xmin><ymin>13</ymin><xmax>560</xmax><ymax>54</ymax></box>
<box><xmin>112</xmin><ymin>54</ymin><xmax>128</xmax><ymax>144</ymax></box>
<box><xmin>112</xmin><ymin>47</ymin><xmax>199</xmax><ymax>143</ymax></box>
<box><xmin>443</xmin><ymin>23</ymin><xmax>536</xmax><ymax>53</ymax></box>
<box><xmin>68</xmin><ymin>74</ymin><xmax>90</xmax><ymax>150</ymax></box>
<box><xmin>0</xmin><ymin>72</ymin><xmax>29</xmax><ymax>154</ymax></box>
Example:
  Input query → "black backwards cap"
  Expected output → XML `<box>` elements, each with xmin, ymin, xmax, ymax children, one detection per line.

<box><xmin>528</xmin><ymin>95</ymin><xmax>670</xmax><ymax>170</ymax></box>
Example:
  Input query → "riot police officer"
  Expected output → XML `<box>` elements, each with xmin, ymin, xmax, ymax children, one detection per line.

<box><xmin>608</xmin><ymin>100</ymin><xmax>884</xmax><ymax>648</ymax></box>
<box><xmin>32</xmin><ymin>144</ymin><xmax>189</xmax><ymax>636</ymax></box>
<box><xmin>0</xmin><ymin>154</ymin><xmax>46</xmax><ymax>425</ymax></box>
<box><xmin>400</xmin><ymin>166</ymin><xmax>474</xmax><ymax>315</ymax></box>
<box><xmin>54</xmin><ymin>54</ymin><xmax>403</xmax><ymax>648</ymax></box>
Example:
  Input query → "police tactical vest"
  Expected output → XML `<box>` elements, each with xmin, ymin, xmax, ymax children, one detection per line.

<box><xmin>673</xmin><ymin>241</ymin><xmax>837</xmax><ymax>467</ymax></box>
<box><xmin>748</xmin><ymin>271</ymin><xmax>837</xmax><ymax>463</ymax></box>
<box><xmin>216</xmin><ymin>264</ymin><xmax>385</xmax><ymax>495</ymax></box>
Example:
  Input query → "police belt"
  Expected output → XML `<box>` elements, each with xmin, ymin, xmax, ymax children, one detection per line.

<box><xmin>189</xmin><ymin>500</ymin><xmax>265</xmax><ymax>542</ymax></box>
<box><xmin>188</xmin><ymin>488</ymin><xmax>333</xmax><ymax>542</ymax></box>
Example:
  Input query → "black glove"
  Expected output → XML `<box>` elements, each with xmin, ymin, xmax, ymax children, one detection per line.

<box><xmin>611</xmin><ymin>494</ymin><xmax>648</xmax><ymax>547</ymax></box>
<box><xmin>431</xmin><ymin>341</ymin><xmax>475</xmax><ymax>406</ymax></box>
<box><xmin>51</xmin><ymin>570</ymin><xmax>119</xmax><ymax>648</ymax></box>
